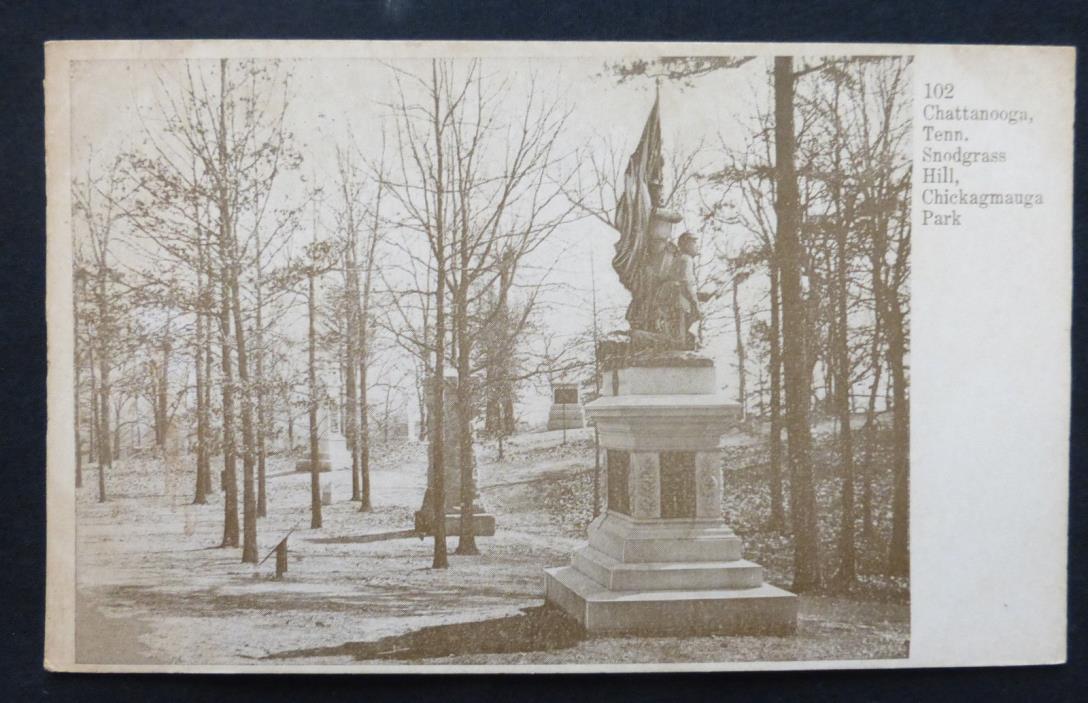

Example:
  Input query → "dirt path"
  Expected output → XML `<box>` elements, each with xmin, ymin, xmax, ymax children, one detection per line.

<box><xmin>75</xmin><ymin>588</ymin><xmax>156</xmax><ymax>665</ymax></box>
<box><xmin>73</xmin><ymin>442</ymin><xmax>578</xmax><ymax>664</ymax></box>
<box><xmin>73</xmin><ymin>431</ymin><xmax>907</xmax><ymax>666</ymax></box>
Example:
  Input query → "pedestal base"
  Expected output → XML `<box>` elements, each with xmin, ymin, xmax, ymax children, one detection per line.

<box><xmin>544</xmin><ymin>512</ymin><xmax>797</xmax><ymax>636</ymax></box>
<box><xmin>294</xmin><ymin>459</ymin><xmax>332</xmax><ymax>472</ymax></box>
<box><xmin>413</xmin><ymin>510</ymin><xmax>496</xmax><ymax>537</ymax></box>
<box><xmin>544</xmin><ymin>565</ymin><xmax>797</xmax><ymax>635</ymax></box>
<box><xmin>547</xmin><ymin>403</ymin><xmax>586</xmax><ymax>431</ymax></box>
<box><xmin>545</xmin><ymin>359</ymin><xmax>798</xmax><ymax>636</ymax></box>
<box><xmin>294</xmin><ymin>434</ymin><xmax>350</xmax><ymax>472</ymax></box>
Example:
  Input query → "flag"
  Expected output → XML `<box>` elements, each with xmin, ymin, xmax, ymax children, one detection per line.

<box><xmin>612</xmin><ymin>90</ymin><xmax>664</xmax><ymax>323</ymax></box>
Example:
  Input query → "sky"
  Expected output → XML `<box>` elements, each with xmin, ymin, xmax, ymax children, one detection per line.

<box><xmin>69</xmin><ymin>55</ymin><xmax>776</xmax><ymax>425</ymax></box>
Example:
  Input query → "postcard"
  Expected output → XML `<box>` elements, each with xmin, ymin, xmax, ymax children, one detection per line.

<box><xmin>43</xmin><ymin>40</ymin><xmax>1072</xmax><ymax>672</ymax></box>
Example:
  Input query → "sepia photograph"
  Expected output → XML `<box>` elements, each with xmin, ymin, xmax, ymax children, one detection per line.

<box><xmin>54</xmin><ymin>48</ymin><xmax>913</xmax><ymax>668</ymax></box>
<box><xmin>44</xmin><ymin>39</ymin><xmax>1071</xmax><ymax>673</ymax></box>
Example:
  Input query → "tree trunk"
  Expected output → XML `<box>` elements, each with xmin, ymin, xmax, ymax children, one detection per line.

<box><xmin>357</xmin><ymin>175</ymin><xmax>381</xmax><ymax>514</ymax></box>
<box><xmin>429</xmin><ymin>60</ymin><xmax>449</xmax><ymax>569</ymax></box>
<box><xmin>731</xmin><ymin>273</ymin><xmax>747</xmax><ymax>419</ymax></box>
<box><xmin>833</xmin><ymin>213</ymin><xmax>856</xmax><ymax>588</ymax></box>
<box><xmin>345</xmin><ymin>331</ymin><xmax>360</xmax><ymax>502</ymax></box>
<box><xmin>453</xmin><ymin>197</ymin><xmax>479</xmax><ymax>555</ymax></box>
<box><xmin>756</xmin><ymin>367</ymin><xmax>765</xmax><ymax>418</ymax></box>
<box><xmin>822</xmin><ymin>353</ymin><xmax>834</xmax><ymax>417</ymax></box>
<box><xmin>113</xmin><ymin>400</ymin><xmax>123</xmax><ymax>462</ymax></box>
<box><xmin>861</xmin><ymin>351</ymin><xmax>882</xmax><ymax>544</ymax></box>
<box><xmin>194</xmin><ymin>330</ymin><xmax>207</xmax><ymax>504</ymax></box>
<box><xmin>96</xmin><ymin>360</ymin><xmax>109</xmax><ymax>502</ymax></box>
<box><xmin>194</xmin><ymin>239</ymin><xmax>208</xmax><ymax>505</ymax></box>
<box><xmin>455</xmin><ymin>287</ymin><xmax>478</xmax><ymax>555</ymax></box>
<box><xmin>383</xmin><ymin>386</ymin><xmax>392</xmax><ymax>444</ymax></box>
<box><xmin>157</xmin><ymin>317</ymin><xmax>171</xmax><ymax>449</ymax></box>
<box><xmin>307</xmin><ymin>270</ymin><xmax>322</xmax><ymax>529</ymax></box>
<box><xmin>230</xmin><ymin>272</ymin><xmax>259</xmax><ymax>562</ymax></box>
<box><xmin>885</xmin><ymin>301</ymin><xmax>910</xmax><ymax>576</ymax></box>
<box><xmin>484</xmin><ymin>385</ymin><xmax>500</xmax><ymax>433</ymax></box>
<box><xmin>358</xmin><ymin>359</ymin><xmax>371</xmax><ymax>511</ymax></box>
<box><xmin>202</xmin><ymin>265</ymin><xmax>214</xmax><ymax>496</ymax></box>
<box><xmin>430</xmin><ymin>306</ymin><xmax>449</xmax><ymax>568</ymax></box>
<box><xmin>861</xmin><ymin>245</ymin><xmax>884</xmax><ymax>544</ymax></box>
<box><xmin>287</xmin><ymin>409</ymin><xmax>294</xmax><ymax>453</ymax></box>
<box><xmin>95</xmin><ymin>269</ymin><xmax>111</xmax><ymax>503</ymax></box>
<box><xmin>767</xmin><ymin>250</ymin><xmax>787</xmax><ymax>531</ymax></box>
<box><xmin>73</xmin><ymin>276</ymin><xmax>83</xmax><ymax>489</ymax></box>
<box><xmin>218</xmin><ymin>276</ymin><xmax>240</xmax><ymax>547</ymax></box>
<box><xmin>343</xmin><ymin>216</ymin><xmax>361</xmax><ymax>502</ymax></box>
<box><xmin>197</xmin><ymin>191</ymin><xmax>213</xmax><ymax>500</ymax></box>
<box><xmin>774</xmin><ymin>57</ymin><xmax>819</xmax><ymax>592</ymax></box>
<box><xmin>875</xmin><ymin>198</ymin><xmax>909</xmax><ymax>576</ymax></box>
<box><xmin>217</xmin><ymin>59</ymin><xmax>257</xmax><ymax>562</ymax></box>
<box><xmin>502</xmin><ymin>395</ymin><xmax>514</xmax><ymax>435</ymax></box>
<box><xmin>417</xmin><ymin>367</ymin><xmax>428</xmax><ymax>442</ymax></box>
<box><xmin>256</xmin><ymin>378</ymin><xmax>267</xmax><ymax>517</ymax></box>
<box><xmin>255</xmin><ymin>257</ymin><xmax>268</xmax><ymax>518</ymax></box>
<box><xmin>88</xmin><ymin>348</ymin><xmax>98</xmax><ymax>474</ymax></box>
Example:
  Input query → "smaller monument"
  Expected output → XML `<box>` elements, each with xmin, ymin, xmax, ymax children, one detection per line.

<box><xmin>414</xmin><ymin>371</ymin><xmax>496</xmax><ymax>537</ymax></box>
<box><xmin>547</xmin><ymin>382</ymin><xmax>586</xmax><ymax>431</ymax></box>
<box><xmin>295</xmin><ymin>401</ymin><xmax>350</xmax><ymax>472</ymax></box>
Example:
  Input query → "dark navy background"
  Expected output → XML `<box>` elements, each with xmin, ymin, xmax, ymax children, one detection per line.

<box><xmin>0</xmin><ymin>0</ymin><xmax>1083</xmax><ymax>700</ymax></box>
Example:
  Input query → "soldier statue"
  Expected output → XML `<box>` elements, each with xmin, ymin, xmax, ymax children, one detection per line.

<box><xmin>610</xmin><ymin>93</ymin><xmax>709</xmax><ymax>354</ymax></box>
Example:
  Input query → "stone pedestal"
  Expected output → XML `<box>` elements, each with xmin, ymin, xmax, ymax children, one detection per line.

<box><xmin>544</xmin><ymin>356</ymin><xmax>797</xmax><ymax>635</ymax></box>
<box><xmin>295</xmin><ymin>404</ymin><xmax>350</xmax><ymax>473</ymax></box>
<box><xmin>414</xmin><ymin>372</ymin><xmax>496</xmax><ymax>537</ymax></box>
<box><xmin>547</xmin><ymin>383</ymin><xmax>586</xmax><ymax>431</ymax></box>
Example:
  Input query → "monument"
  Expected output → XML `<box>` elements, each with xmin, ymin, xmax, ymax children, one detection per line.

<box><xmin>414</xmin><ymin>370</ymin><xmax>496</xmax><ymax>537</ymax></box>
<box><xmin>546</xmin><ymin>382</ymin><xmax>586</xmax><ymax>431</ymax></box>
<box><xmin>544</xmin><ymin>95</ymin><xmax>797</xmax><ymax>635</ymax></box>
<box><xmin>295</xmin><ymin>401</ymin><xmax>350</xmax><ymax>473</ymax></box>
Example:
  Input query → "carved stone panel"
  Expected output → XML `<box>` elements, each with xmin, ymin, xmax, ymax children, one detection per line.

<box><xmin>695</xmin><ymin>451</ymin><xmax>723</xmax><ymax>519</ymax></box>
<box><xmin>606</xmin><ymin>449</ymin><xmax>630</xmax><ymax>516</ymax></box>
<box><xmin>424</xmin><ymin>375</ymin><xmax>461</xmax><ymax>512</ymax></box>
<box><xmin>630</xmin><ymin>452</ymin><xmax>661</xmax><ymax>518</ymax></box>
<box><xmin>659</xmin><ymin>451</ymin><xmax>696</xmax><ymax>519</ymax></box>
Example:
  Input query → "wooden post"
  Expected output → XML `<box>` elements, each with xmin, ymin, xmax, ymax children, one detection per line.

<box><xmin>275</xmin><ymin>538</ymin><xmax>288</xmax><ymax>578</ymax></box>
<box><xmin>259</xmin><ymin>525</ymin><xmax>297</xmax><ymax>578</ymax></box>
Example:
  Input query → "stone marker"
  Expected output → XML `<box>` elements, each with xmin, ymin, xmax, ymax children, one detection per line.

<box><xmin>547</xmin><ymin>382</ymin><xmax>586</xmax><ymax>431</ymax></box>
<box><xmin>414</xmin><ymin>371</ymin><xmax>496</xmax><ymax>537</ymax></box>
<box><xmin>295</xmin><ymin>402</ymin><xmax>350</xmax><ymax>473</ymax></box>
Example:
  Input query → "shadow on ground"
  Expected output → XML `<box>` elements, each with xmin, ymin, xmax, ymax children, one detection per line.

<box><xmin>306</xmin><ymin>529</ymin><xmax>419</xmax><ymax>544</ymax></box>
<box><xmin>265</xmin><ymin>605</ymin><xmax>584</xmax><ymax>661</ymax></box>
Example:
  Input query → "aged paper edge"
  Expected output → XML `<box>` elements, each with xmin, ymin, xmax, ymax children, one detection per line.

<box><xmin>42</xmin><ymin>39</ymin><xmax>1074</xmax><ymax>674</ymax></box>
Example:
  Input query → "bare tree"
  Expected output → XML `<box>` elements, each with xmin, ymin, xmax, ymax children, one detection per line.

<box><xmin>330</xmin><ymin>139</ymin><xmax>386</xmax><ymax>512</ymax></box>
<box><xmin>124</xmin><ymin>58</ymin><xmax>301</xmax><ymax>559</ymax></box>
<box><xmin>72</xmin><ymin>154</ymin><xmax>130</xmax><ymax>502</ymax></box>
<box><xmin>380</xmin><ymin>59</ymin><xmax>575</xmax><ymax>561</ymax></box>
<box><xmin>380</xmin><ymin>59</ymin><xmax>459</xmax><ymax>568</ymax></box>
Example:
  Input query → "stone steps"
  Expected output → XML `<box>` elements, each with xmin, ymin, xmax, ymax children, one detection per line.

<box><xmin>572</xmin><ymin>546</ymin><xmax>764</xmax><ymax>591</ymax></box>
<box><xmin>545</xmin><ymin>565</ymin><xmax>798</xmax><ymax>635</ymax></box>
<box><xmin>547</xmin><ymin>403</ymin><xmax>586</xmax><ymax>430</ymax></box>
<box><xmin>587</xmin><ymin>518</ymin><xmax>743</xmax><ymax>563</ymax></box>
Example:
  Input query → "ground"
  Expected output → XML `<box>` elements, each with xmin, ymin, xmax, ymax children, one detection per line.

<box><xmin>74</xmin><ymin>424</ymin><xmax>909</xmax><ymax>666</ymax></box>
